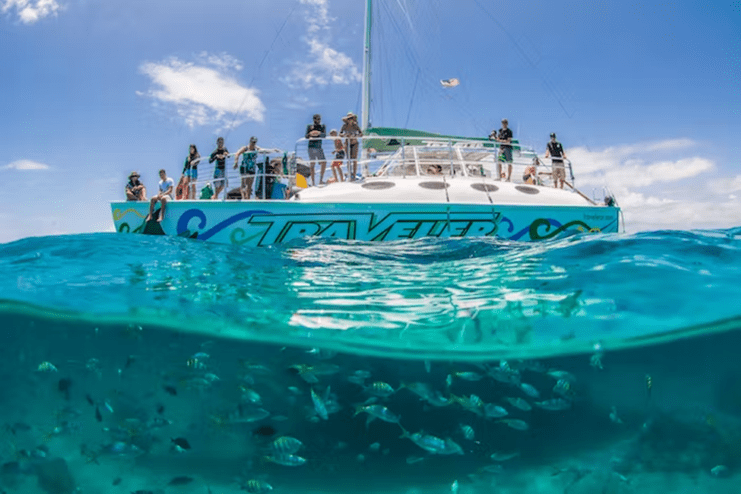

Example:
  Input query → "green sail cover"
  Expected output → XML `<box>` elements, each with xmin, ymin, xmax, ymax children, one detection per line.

<box><xmin>364</xmin><ymin>127</ymin><xmax>520</xmax><ymax>152</ymax></box>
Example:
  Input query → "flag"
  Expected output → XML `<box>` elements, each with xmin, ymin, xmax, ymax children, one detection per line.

<box><xmin>296</xmin><ymin>173</ymin><xmax>308</xmax><ymax>189</ymax></box>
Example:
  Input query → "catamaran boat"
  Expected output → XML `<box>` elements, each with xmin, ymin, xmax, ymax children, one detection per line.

<box><xmin>110</xmin><ymin>1</ymin><xmax>621</xmax><ymax>247</ymax></box>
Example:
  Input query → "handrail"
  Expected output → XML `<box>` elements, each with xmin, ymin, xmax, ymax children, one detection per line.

<box><xmin>294</xmin><ymin>135</ymin><xmax>578</xmax><ymax>189</ymax></box>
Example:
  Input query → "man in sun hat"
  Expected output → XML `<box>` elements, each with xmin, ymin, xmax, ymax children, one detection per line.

<box><xmin>545</xmin><ymin>132</ymin><xmax>567</xmax><ymax>189</ymax></box>
<box><xmin>125</xmin><ymin>171</ymin><xmax>146</xmax><ymax>201</ymax></box>
<box><xmin>340</xmin><ymin>111</ymin><xmax>363</xmax><ymax>181</ymax></box>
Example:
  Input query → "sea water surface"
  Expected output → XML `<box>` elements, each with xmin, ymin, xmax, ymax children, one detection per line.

<box><xmin>2</xmin><ymin>229</ymin><xmax>741</xmax><ymax>494</ymax></box>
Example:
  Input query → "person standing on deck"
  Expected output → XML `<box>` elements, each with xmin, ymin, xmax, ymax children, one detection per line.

<box><xmin>233</xmin><ymin>136</ymin><xmax>260</xmax><ymax>200</ymax></box>
<box><xmin>209</xmin><ymin>137</ymin><xmax>229</xmax><ymax>199</ymax></box>
<box><xmin>545</xmin><ymin>133</ymin><xmax>567</xmax><ymax>189</ymax></box>
<box><xmin>305</xmin><ymin>114</ymin><xmax>326</xmax><ymax>186</ymax></box>
<box><xmin>182</xmin><ymin>144</ymin><xmax>200</xmax><ymax>200</ymax></box>
<box><xmin>340</xmin><ymin>112</ymin><xmax>363</xmax><ymax>181</ymax></box>
<box><xmin>489</xmin><ymin>118</ymin><xmax>513</xmax><ymax>181</ymax></box>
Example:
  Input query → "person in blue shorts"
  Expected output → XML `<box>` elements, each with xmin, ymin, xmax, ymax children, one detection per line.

<box><xmin>182</xmin><ymin>144</ymin><xmax>200</xmax><ymax>200</ymax></box>
<box><xmin>209</xmin><ymin>137</ymin><xmax>229</xmax><ymax>200</ymax></box>
<box><xmin>233</xmin><ymin>136</ymin><xmax>259</xmax><ymax>200</ymax></box>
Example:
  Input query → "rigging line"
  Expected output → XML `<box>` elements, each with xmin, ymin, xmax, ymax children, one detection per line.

<box><xmin>472</xmin><ymin>0</ymin><xmax>573</xmax><ymax>118</ymax></box>
<box><xmin>404</xmin><ymin>68</ymin><xmax>421</xmax><ymax>129</ymax></box>
<box><xmin>223</xmin><ymin>5</ymin><xmax>297</xmax><ymax>138</ymax></box>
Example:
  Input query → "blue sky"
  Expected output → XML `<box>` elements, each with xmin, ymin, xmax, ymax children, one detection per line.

<box><xmin>1</xmin><ymin>0</ymin><xmax>739</xmax><ymax>242</ymax></box>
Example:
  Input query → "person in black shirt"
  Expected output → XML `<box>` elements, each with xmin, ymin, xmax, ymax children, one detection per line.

<box><xmin>305</xmin><ymin>114</ymin><xmax>326</xmax><ymax>186</ymax></box>
<box><xmin>209</xmin><ymin>137</ymin><xmax>229</xmax><ymax>199</ymax></box>
<box><xmin>545</xmin><ymin>132</ymin><xmax>567</xmax><ymax>189</ymax></box>
<box><xmin>489</xmin><ymin>118</ymin><xmax>513</xmax><ymax>181</ymax></box>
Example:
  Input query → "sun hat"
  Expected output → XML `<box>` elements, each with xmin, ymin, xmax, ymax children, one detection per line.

<box><xmin>128</xmin><ymin>171</ymin><xmax>140</xmax><ymax>178</ymax></box>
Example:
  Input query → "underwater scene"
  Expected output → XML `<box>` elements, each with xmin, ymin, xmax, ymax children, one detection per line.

<box><xmin>1</xmin><ymin>229</ymin><xmax>741</xmax><ymax>494</ymax></box>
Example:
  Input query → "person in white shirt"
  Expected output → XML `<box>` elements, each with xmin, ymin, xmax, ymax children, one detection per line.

<box><xmin>147</xmin><ymin>169</ymin><xmax>174</xmax><ymax>222</ymax></box>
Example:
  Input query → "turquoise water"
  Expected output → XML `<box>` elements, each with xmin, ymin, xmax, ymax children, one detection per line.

<box><xmin>2</xmin><ymin>229</ymin><xmax>741</xmax><ymax>493</ymax></box>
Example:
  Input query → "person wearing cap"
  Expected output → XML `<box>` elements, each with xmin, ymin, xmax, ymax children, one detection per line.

<box><xmin>305</xmin><ymin>114</ymin><xmax>327</xmax><ymax>186</ymax></box>
<box><xmin>489</xmin><ymin>118</ymin><xmax>513</xmax><ymax>181</ymax></box>
<box><xmin>340</xmin><ymin>112</ymin><xmax>363</xmax><ymax>181</ymax></box>
<box><xmin>147</xmin><ymin>169</ymin><xmax>174</xmax><ymax>222</ymax></box>
<box><xmin>234</xmin><ymin>136</ymin><xmax>260</xmax><ymax>200</ymax></box>
<box><xmin>125</xmin><ymin>171</ymin><xmax>147</xmax><ymax>201</ymax></box>
<box><xmin>545</xmin><ymin>132</ymin><xmax>567</xmax><ymax>189</ymax></box>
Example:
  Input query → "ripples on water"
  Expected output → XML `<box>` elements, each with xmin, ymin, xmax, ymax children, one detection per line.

<box><xmin>2</xmin><ymin>228</ymin><xmax>741</xmax><ymax>359</ymax></box>
<box><xmin>1</xmin><ymin>228</ymin><xmax>741</xmax><ymax>493</ymax></box>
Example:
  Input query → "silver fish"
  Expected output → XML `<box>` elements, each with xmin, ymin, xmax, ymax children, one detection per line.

<box><xmin>519</xmin><ymin>382</ymin><xmax>540</xmax><ymax>399</ymax></box>
<box><xmin>534</xmin><ymin>398</ymin><xmax>571</xmax><ymax>411</ymax></box>
<box><xmin>242</xmin><ymin>480</ymin><xmax>273</xmax><ymax>493</ymax></box>
<box><xmin>505</xmin><ymin>397</ymin><xmax>532</xmax><ymax>411</ymax></box>
<box><xmin>484</xmin><ymin>403</ymin><xmax>508</xmax><ymax>418</ymax></box>
<box><xmin>310</xmin><ymin>387</ymin><xmax>329</xmax><ymax>420</ymax></box>
<box><xmin>490</xmin><ymin>451</ymin><xmax>520</xmax><ymax>462</ymax></box>
<box><xmin>367</xmin><ymin>382</ymin><xmax>395</xmax><ymax>397</ymax></box>
<box><xmin>460</xmin><ymin>424</ymin><xmax>475</xmax><ymax>440</ymax></box>
<box><xmin>230</xmin><ymin>406</ymin><xmax>270</xmax><ymax>423</ymax></box>
<box><xmin>454</xmin><ymin>371</ymin><xmax>483</xmax><ymax>381</ymax></box>
<box><xmin>270</xmin><ymin>436</ymin><xmax>303</xmax><ymax>455</ymax></box>
<box><xmin>498</xmin><ymin>419</ymin><xmax>529</xmax><ymax>431</ymax></box>
<box><xmin>264</xmin><ymin>453</ymin><xmax>306</xmax><ymax>467</ymax></box>
<box><xmin>355</xmin><ymin>404</ymin><xmax>400</xmax><ymax>427</ymax></box>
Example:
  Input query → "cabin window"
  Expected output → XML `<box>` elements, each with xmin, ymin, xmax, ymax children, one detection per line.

<box><xmin>362</xmin><ymin>181</ymin><xmax>396</xmax><ymax>190</ymax></box>
<box><xmin>471</xmin><ymin>183</ymin><xmax>499</xmax><ymax>192</ymax></box>
<box><xmin>418</xmin><ymin>181</ymin><xmax>449</xmax><ymax>190</ymax></box>
<box><xmin>515</xmin><ymin>186</ymin><xmax>539</xmax><ymax>195</ymax></box>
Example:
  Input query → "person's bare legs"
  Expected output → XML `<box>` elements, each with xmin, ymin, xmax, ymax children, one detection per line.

<box><xmin>158</xmin><ymin>197</ymin><xmax>168</xmax><ymax>222</ymax></box>
<box><xmin>319</xmin><ymin>161</ymin><xmax>326</xmax><ymax>184</ymax></box>
<box><xmin>507</xmin><ymin>163</ymin><xmax>512</xmax><ymax>182</ymax></box>
<box><xmin>310</xmin><ymin>162</ymin><xmax>316</xmax><ymax>186</ymax></box>
<box><xmin>182</xmin><ymin>177</ymin><xmax>190</xmax><ymax>199</ymax></box>
<box><xmin>147</xmin><ymin>197</ymin><xmax>158</xmax><ymax>221</ymax></box>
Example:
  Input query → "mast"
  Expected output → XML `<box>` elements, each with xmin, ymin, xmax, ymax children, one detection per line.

<box><xmin>361</xmin><ymin>0</ymin><xmax>372</xmax><ymax>131</ymax></box>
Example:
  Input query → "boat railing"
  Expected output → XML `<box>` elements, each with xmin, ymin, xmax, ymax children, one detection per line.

<box><xmin>172</xmin><ymin>150</ymin><xmax>298</xmax><ymax>201</ymax></box>
<box><xmin>294</xmin><ymin>136</ymin><xmax>576</xmax><ymax>189</ymax></box>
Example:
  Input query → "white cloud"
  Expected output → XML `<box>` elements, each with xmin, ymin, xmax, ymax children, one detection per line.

<box><xmin>559</xmin><ymin>138</ymin><xmax>741</xmax><ymax>232</ymax></box>
<box><xmin>138</xmin><ymin>53</ymin><xmax>265</xmax><ymax>129</ymax></box>
<box><xmin>3</xmin><ymin>159</ymin><xmax>50</xmax><ymax>170</ymax></box>
<box><xmin>283</xmin><ymin>0</ymin><xmax>361</xmax><ymax>88</ymax></box>
<box><xmin>1</xmin><ymin>0</ymin><xmax>61</xmax><ymax>24</ymax></box>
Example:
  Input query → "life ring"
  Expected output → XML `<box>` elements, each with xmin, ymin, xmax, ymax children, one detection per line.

<box><xmin>175</xmin><ymin>176</ymin><xmax>185</xmax><ymax>200</ymax></box>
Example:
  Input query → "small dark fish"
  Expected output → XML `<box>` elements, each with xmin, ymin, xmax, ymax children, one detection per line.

<box><xmin>163</xmin><ymin>385</ymin><xmax>177</xmax><ymax>396</ymax></box>
<box><xmin>131</xmin><ymin>491</ymin><xmax>155</xmax><ymax>494</ymax></box>
<box><xmin>58</xmin><ymin>378</ymin><xmax>72</xmax><ymax>400</ymax></box>
<box><xmin>95</xmin><ymin>406</ymin><xmax>102</xmax><ymax>423</ymax></box>
<box><xmin>125</xmin><ymin>355</ymin><xmax>136</xmax><ymax>369</ymax></box>
<box><xmin>112</xmin><ymin>477</ymin><xmax>122</xmax><ymax>486</ymax></box>
<box><xmin>167</xmin><ymin>476</ymin><xmax>194</xmax><ymax>486</ymax></box>
<box><xmin>252</xmin><ymin>425</ymin><xmax>277</xmax><ymax>437</ymax></box>
<box><xmin>7</xmin><ymin>422</ymin><xmax>31</xmax><ymax>435</ymax></box>
<box><xmin>85</xmin><ymin>394</ymin><xmax>94</xmax><ymax>406</ymax></box>
<box><xmin>171</xmin><ymin>437</ymin><xmax>191</xmax><ymax>450</ymax></box>
<box><xmin>156</xmin><ymin>404</ymin><xmax>165</xmax><ymax>415</ymax></box>
<box><xmin>1</xmin><ymin>461</ymin><xmax>21</xmax><ymax>475</ymax></box>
